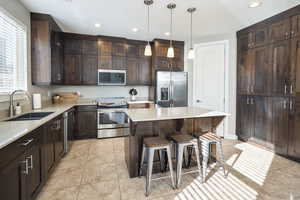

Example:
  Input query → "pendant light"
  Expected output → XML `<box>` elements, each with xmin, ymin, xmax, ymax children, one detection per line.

<box><xmin>167</xmin><ymin>3</ymin><xmax>176</xmax><ymax>58</ymax></box>
<box><xmin>187</xmin><ymin>8</ymin><xmax>196</xmax><ymax>60</ymax></box>
<box><xmin>144</xmin><ymin>0</ymin><xmax>153</xmax><ymax>56</ymax></box>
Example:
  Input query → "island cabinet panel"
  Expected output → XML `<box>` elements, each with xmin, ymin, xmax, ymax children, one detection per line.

<box><xmin>75</xmin><ymin>106</ymin><xmax>97</xmax><ymax>139</ymax></box>
<box><xmin>31</xmin><ymin>13</ymin><xmax>64</xmax><ymax>85</ymax></box>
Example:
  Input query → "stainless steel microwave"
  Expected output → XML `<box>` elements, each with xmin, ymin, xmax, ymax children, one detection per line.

<box><xmin>98</xmin><ymin>70</ymin><xmax>126</xmax><ymax>86</ymax></box>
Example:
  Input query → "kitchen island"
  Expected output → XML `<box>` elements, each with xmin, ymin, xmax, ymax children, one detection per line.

<box><xmin>124</xmin><ymin>107</ymin><xmax>229</xmax><ymax>178</ymax></box>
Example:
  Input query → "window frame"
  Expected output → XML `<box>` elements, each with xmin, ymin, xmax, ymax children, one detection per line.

<box><xmin>0</xmin><ymin>6</ymin><xmax>28</xmax><ymax>100</ymax></box>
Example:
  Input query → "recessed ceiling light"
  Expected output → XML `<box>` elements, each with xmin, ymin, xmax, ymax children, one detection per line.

<box><xmin>165</xmin><ymin>32</ymin><xmax>170</xmax><ymax>36</ymax></box>
<box><xmin>132</xmin><ymin>28</ymin><xmax>139</xmax><ymax>32</ymax></box>
<box><xmin>94</xmin><ymin>23</ymin><xmax>101</xmax><ymax>28</ymax></box>
<box><xmin>249</xmin><ymin>0</ymin><xmax>262</xmax><ymax>8</ymax></box>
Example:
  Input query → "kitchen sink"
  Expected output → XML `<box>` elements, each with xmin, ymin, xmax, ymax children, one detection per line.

<box><xmin>6</xmin><ymin>112</ymin><xmax>54</xmax><ymax>121</ymax></box>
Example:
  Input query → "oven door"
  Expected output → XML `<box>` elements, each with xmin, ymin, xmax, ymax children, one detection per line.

<box><xmin>98</xmin><ymin>110</ymin><xmax>129</xmax><ymax>129</ymax></box>
<box><xmin>98</xmin><ymin>70</ymin><xmax>126</xmax><ymax>85</ymax></box>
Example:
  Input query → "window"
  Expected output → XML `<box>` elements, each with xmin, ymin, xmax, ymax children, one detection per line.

<box><xmin>0</xmin><ymin>8</ymin><xmax>27</xmax><ymax>93</ymax></box>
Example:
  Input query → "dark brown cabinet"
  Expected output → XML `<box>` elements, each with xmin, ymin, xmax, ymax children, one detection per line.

<box><xmin>236</xmin><ymin>95</ymin><xmax>254</xmax><ymax>140</ymax></box>
<box><xmin>82</xmin><ymin>55</ymin><xmax>98</xmax><ymax>85</ymax></box>
<box><xmin>237</xmin><ymin>50</ymin><xmax>254</xmax><ymax>94</ymax></box>
<box><xmin>64</xmin><ymin>54</ymin><xmax>82</xmax><ymax>85</ymax></box>
<box><xmin>272</xmin><ymin>97</ymin><xmax>290</xmax><ymax>155</ymax></box>
<box><xmin>31</xmin><ymin>13</ymin><xmax>64</xmax><ymax>85</ymax></box>
<box><xmin>269</xmin><ymin>18</ymin><xmax>291</xmax><ymax>43</ymax></box>
<box><xmin>64</xmin><ymin>34</ymin><xmax>98</xmax><ymax>85</ymax></box>
<box><xmin>75</xmin><ymin>106</ymin><xmax>97</xmax><ymax>139</ymax></box>
<box><xmin>291</xmin><ymin>14</ymin><xmax>300</xmax><ymax>38</ymax></box>
<box><xmin>270</xmin><ymin>40</ymin><xmax>291</xmax><ymax>95</ymax></box>
<box><xmin>288</xmin><ymin>97</ymin><xmax>300</xmax><ymax>158</ymax></box>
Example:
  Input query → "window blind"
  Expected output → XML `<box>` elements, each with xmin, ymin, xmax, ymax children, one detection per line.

<box><xmin>0</xmin><ymin>8</ymin><xmax>27</xmax><ymax>93</ymax></box>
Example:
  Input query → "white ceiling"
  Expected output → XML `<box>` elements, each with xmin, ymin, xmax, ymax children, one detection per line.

<box><xmin>19</xmin><ymin>0</ymin><xmax>300</xmax><ymax>41</ymax></box>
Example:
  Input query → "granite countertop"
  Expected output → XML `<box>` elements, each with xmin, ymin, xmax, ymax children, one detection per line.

<box><xmin>125</xmin><ymin>107</ymin><xmax>229</xmax><ymax>122</ymax></box>
<box><xmin>126</xmin><ymin>100</ymin><xmax>154</xmax><ymax>104</ymax></box>
<box><xmin>0</xmin><ymin>102</ymin><xmax>95</xmax><ymax>149</ymax></box>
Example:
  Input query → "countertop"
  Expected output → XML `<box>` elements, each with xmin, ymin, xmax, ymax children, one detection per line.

<box><xmin>0</xmin><ymin>103</ymin><xmax>95</xmax><ymax>149</ymax></box>
<box><xmin>125</xmin><ymin>107</ymin><xmax>229</xmax><ymax>122</ymax></box>
<box><xmin>126</xmin><ymin>100</ymin><xmax>154</xmax><ymax>104</ymax></box>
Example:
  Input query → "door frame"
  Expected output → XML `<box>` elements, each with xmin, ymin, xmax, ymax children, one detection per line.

<box><xmin>192</xmin><ymin>40</ymin><xmax>230</xmax><ymax>138</ymax></box>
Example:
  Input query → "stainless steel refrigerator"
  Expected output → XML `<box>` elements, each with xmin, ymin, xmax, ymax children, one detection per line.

<box><xmin>156</xmin><ymin>71</ymin><xmax>188</xmax><ymax>107</ymax></box>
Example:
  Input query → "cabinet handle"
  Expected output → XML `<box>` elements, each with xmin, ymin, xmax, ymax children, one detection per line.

<box><xmin>21</xmin><ymin>159</ymin><xmax>29</xmax><ymax>175</ymax></box>
<box><xmin>283</xmin><ymin>100</ymin><xmax>287</xmax><ymax>109</ymax></box>
<box><xmin>284</xmin><ymin>84</ymin><xmax>287</xmax><ymax>94</ymax></box>
<box><xmin>27</xmin><ymin>155</ymin><xmax>33</xmax><ymax>170</ymax></box>
<box><xmin>291</xmin><ymin>31</ymin><xmax>295</xmax><ymax>36</ymax></box>
<box><xmin>57</xmin><ymin>74</ymin><xmax>61</xmax><ymax>81</ymax></box>
<box><xmin>251</xmin><ymin>98</ymin><xmax>254</xmax><ymax>105</ymax></box>
<box><xmin>290</xmin><ymin>100</ymin><xmax>293</xmax><ymax>111</ymax></box>
<box><xmin>251</xmin><ymin>85</ymin><xmax>254</xmax><ymax>93</ymax></box>
<box><xmin>290</xmin><ymin>84</ymin><xmax>293</xmax><ymax>94</ymax></box>
<box><xmin>247</xmin><ymin>97</ymin><xmax>250</xmax><ymax>105</ymax></box>
<box><xmin>20</xmin><ymin>139</ymin><xmax>34</xmax><ymax>147</ymax></box>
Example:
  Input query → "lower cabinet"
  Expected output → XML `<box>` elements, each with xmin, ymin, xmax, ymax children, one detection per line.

<box><xmin>75</xmin><ymin>105</ymin><xmax>97</xmax><ymax>139</ymax></box>
<box><xmin>237</xmin><ymin>95</ymin><xmax>300</xmax><ymax>159</ymax></box>
<box><xmin>0</xmin><ymin>127</ymin><xmax>44</xmax><ymax>200</ymax></box>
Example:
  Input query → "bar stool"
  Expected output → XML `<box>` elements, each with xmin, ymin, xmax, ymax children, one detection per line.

<box><xmin>139</xmin><ymin>137</ymin><xmax>175</xmax><ymax>196</ymax></box>
<box><xmin>171</xmin><ymin>134</ymin><xmax>202</xmax><ymax>188</ymax></box>
<box><xmin>194</xmin><ymin>132</ymin><xmax>227</xmax><ymax>182</ymax></box>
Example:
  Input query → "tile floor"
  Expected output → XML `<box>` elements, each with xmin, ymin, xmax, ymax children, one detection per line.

<box><xmin>36</xmin><ymin>138</ymin><xmax>300</xmax><ymax>200</ymax></box>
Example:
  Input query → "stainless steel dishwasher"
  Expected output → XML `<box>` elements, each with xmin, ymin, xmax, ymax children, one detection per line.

<box><xmin>63</xmin><ymin>108</ymin><xmax>75</xmax><ymax>153</ymax></box>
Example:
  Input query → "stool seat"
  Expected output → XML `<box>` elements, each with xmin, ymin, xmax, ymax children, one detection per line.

<box><xmin>171</xmin><ymin>134</ymin><xmax>197</xmax><ymax>144</ymax></box>
<box><xmin>144</xmin><ymin>137</ymin><xmax>170</xmax><ymax>147</ymax></box>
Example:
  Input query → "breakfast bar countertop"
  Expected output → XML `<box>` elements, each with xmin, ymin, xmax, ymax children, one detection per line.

<box><xmin>125</xmin><ymin>107</ymin><xmax>229</xmax><ymax>122</ymax></box>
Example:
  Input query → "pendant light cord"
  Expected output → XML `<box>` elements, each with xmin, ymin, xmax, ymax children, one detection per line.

<box><xmin>147</xmin><ymin>5</ymin><xmax>150</xmax><ymax>44</ymax></box>
<box><xmin>170</xmin><ymin>8</ymin><xmax>173</xmax><ymax>47</ymax></box>
<box><xmin>190</xmin><ymin>11</ymin><xmax>193</xmax><ymax>49</ymax></box>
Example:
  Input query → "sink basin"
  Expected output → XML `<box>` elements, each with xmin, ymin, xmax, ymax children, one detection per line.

<box><xmin>6</xmin><ymin>112</ymin><xmax>54</xmax><ymax>121</ymax></box>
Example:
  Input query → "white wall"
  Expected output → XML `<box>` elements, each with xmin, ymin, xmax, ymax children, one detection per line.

<box><xmin>0</xmin><ymin>0</ymin><xmax>51</xmax><ymax>112</ymax></box>
<box><xmin>186</xmin><ymin>33</ymin><xmax>237</xmax><ymax>139</ymax></box>
<box><xmin>51</xmin><ymin>86</ymin><xmax>149</xmax><ymax>99</ymax></box>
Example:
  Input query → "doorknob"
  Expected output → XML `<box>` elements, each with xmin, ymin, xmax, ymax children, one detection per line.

<box><xmin>196</xmin><ymin>100</ymin><xmax>202</xmax><ymax>103</ymax></box>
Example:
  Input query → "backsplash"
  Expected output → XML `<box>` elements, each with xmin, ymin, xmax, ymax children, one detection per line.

<box><xmin>51</xmin><ymin>86</ymin><xmax>150</xmax><ymax>99</ymax></box>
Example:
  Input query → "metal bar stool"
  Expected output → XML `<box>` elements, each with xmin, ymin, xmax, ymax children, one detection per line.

<box><xmin>170</xmin><ymin>134</ymin><xmax>202</xmax><ymax>188</ymax></box>
<box><xmin>139</xmin><ymin>137</ymin><xmax>175</xmax><ymax>196</ymax></box>
<box><xmin>194</xmin><ymin>132</ymin><xmax>227</xmax><ymax>182</ymax></box>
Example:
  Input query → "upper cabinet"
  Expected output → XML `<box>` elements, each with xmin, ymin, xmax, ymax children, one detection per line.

<box><xmin>63</xmin><ymin>33</ymin><xmax>98</xmax><ymax>85</ymax></box>
<box><xmin>31</xmin><ymin>13</ymin><xmax>64</xmax><ymax>85</ymax></box>
<box><xmin>269</xmin><ymin>18</ymin><xmax>291</xmax><ymax>43</ymax></box>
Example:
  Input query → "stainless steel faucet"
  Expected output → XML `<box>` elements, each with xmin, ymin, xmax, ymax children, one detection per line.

<box><xmin>9</xmin><ymin>90</ymin><xmax>31</xmax><ymax>117</ymax></box>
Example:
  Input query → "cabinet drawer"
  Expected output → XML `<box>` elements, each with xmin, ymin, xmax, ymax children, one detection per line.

<box><xmin>0</xmin><ymin>127</ymin><xmax>42</xmax><ymax>169</ymax></box>
<box><xmin>76</xmin><ymin>105</ymin><xmax>97</xmax><ymax>112</ymax></box>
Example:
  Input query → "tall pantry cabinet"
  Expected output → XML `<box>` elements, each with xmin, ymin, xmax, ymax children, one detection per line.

<box><xmin>236</xmin><ymin>5</ymin><xmax>300</xmax><ymax>160</ymax></box>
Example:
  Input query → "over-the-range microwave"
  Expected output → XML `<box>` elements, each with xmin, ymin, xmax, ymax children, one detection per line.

<box><xmin>98</xmin><ymin>69</ymin><xmax>126</xmax><ymax>86</ymax></box>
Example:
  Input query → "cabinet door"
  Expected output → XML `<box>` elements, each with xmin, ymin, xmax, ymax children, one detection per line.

<box><xmin>54</xmin><ymin>117</ymin><xmax>64</xmax><ymax>162</ymax></box>
<box><xmin>253</xmin><ymin>96</ymin><xmax>273</xmax><ymax>147</ymax></box>
<box><xmin>0</xmin><ymin>153</ymin><xmax>26</xmax><ymax>200</ymax></box>
<box><xmin>291</xmin><ymin>14</ymin><xmax>300</xmax><ymax>38</ymax></box>
<box><xmin>253</xmin><ymin>46</ymin><xmax>272</xmax><ymax>94</ymax></box>
<box><xmin>272</xmin><ymin>97</ymin><xmax>289</xmax><ymax>155</ymax></box>
<box><xmin>269</xmin><ymin>18</ymin><xmax>291</xmax><ymax>42</ymax></box>
<box><xmin>127</xmin><ymin>43</ymin><xmax>140</xmax><ymax>57</ymax></box>
<box><xmin>75</xmin><ymin>111</ymin><xmax>97</xmax><ymax>139</ymax></box>
<box><xmin>112</xmin><ymin>42</ymin><xmax>126</xmax><ymax>56</ymax></box>
<box><xmin>51</xmin><ymin>31</ymin><xmax>64</xmax><ymax>84</ymax></box>
<box><xmin>82</xmin><ymin>55</ymin><xmax>98</xmax><ymax>85</ymax></box>
<box><xmin>270</xmin><ymin>40</ymin><xmax>290</xmax><ymax>95</ymax></box>
<box><xmin>237</xmin><ymin>96</ymin><xmax>253</xmax><ymax>140</ymax></box>
<box><xmin>82</xmin><ymin>40</ymin><xmax>98</xmax><ymax>56</ymax></box>
<box><xmin>252</xmin><ymin>27</ymin><xmax>268</xmax><ymax>47</ymax></box>
<box><xmin>139</xmin><ymin>57</ymin><xmax>151</xmax><ymax>85</ymax></box>
<box><xmin>290</xmin><ymin>36</ymin><xmax>300</xmax><ymax>96</ymax></box>
<box><xmin>127</xmin><ymin>57</ymin><xmax>139</xmax><ymax>85</ymax></box>
<box><xmin>43</xmin><ymin>122</ymin><xmax>55</xmax><ymax>176</ymax></box>
<box><xmin>112</xmin><ymin>56</ymin><xmax>126</xmax><ymax>70</ymax></box>
<box><xmin>288</xmin><ymin>98</ymin><xmax>300</xmax><ymax>159</ymax></box>
<box><xmin>98</xmin><ymin>56</ymin><xmax>112</xmax><ymax>69</ymax></box>
<box><xmin>64</xmin><ymin>38</ymin><xmax>82</xmax><ymax>55</ymax></box>
<box><xmin>98</xmin><ymin>40</ymin><xmax>112</xmax><ymax>56</ymax></box>
<box><xmin>238</xmin><ymin>33</ymin><xmax>253</xmax><ymax>51</ymax></box>
<box><xmin>155</xmin><ymin>57</ymin><xmax>170</xmax><ymax>71</ymax></box>
<box><xmin>64</xmin><ymin>54</ymin><xmax>82</xmax><ymax>85</ymax></box>
<box><xmin>237</xmin><ymin>50</ymin><xmax>253</xmax><ymax>94</ymax></box>
<box><xmin>26</xmin><ymin>132</ymin><xmax>43</xmax><ymax>200</ymax></box>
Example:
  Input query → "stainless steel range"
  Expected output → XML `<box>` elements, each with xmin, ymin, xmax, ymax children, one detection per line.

<box><xmin>97</xmin><ymin>97</ymin><xmax>129</xmax><ymax>139</ymax></box>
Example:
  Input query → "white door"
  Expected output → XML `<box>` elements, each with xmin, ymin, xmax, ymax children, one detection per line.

<box><xmin>193</xmin><ymin>41</ymin><xmax>226</xmax><ymax>137</ymax></box>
